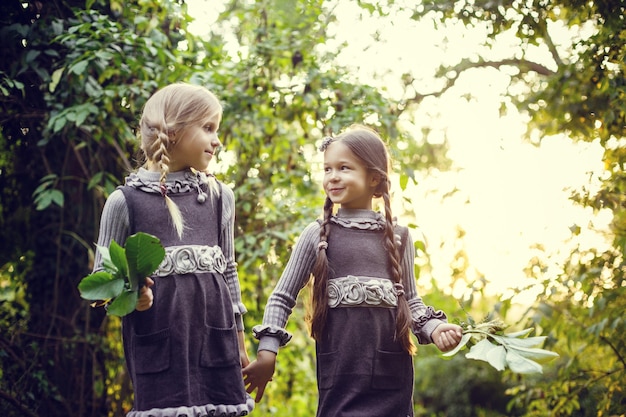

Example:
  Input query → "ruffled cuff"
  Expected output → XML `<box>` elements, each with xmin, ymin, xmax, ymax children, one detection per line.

<box><xmin>233</xmin><ymin>302</ymin><xmax>248</xmax><ymax>332</ymax></box>
<box><xmin>252</xmin><ymin>324</ymin><xmax>292</xmax><ymax>351</ymax></box>
<box><xmin>412</xmin><ymin>306</ymin><xmax>447</xmax><ymax>345</ymax></box>
<box><xmin>232</xmin><ymin>301</ymin><xmax>248</xmax><ymax>316</ymax></box>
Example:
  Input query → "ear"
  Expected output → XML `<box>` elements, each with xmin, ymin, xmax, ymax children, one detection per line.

<box><xmin>369</xmin><ymin>172</ymin><xmax>381</xmax><ymax>188</ymax></box>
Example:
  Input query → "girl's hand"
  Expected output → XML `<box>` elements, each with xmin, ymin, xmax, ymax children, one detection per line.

<box><xmin>136</xmin><ymin>277</ymin><xmax>154</xmax><ymax>311</ymax></box>
<box><xmin>242</xmin><ymin>350</ymin><xmax>276</xmax><ymax>402</ymax></box>
<box><xmin>432</xmin><ymin>323</ymin><xmax>463</xmax><ymax>352</ymax></box>
<box><xmin>237</xmin><ymin>331</ymin><xmax>250</xmax><ymax>368</ymax></box>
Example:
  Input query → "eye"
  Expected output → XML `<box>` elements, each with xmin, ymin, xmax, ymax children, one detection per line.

<box><xmin>204</xmin><ymin>124</ymin><xmax>216</xmax><ymax>133</ymax></box>
<box><xmin>340</xmin><ymin>165</ymin><xmax>350</xmax><ymax>170</ymax></box>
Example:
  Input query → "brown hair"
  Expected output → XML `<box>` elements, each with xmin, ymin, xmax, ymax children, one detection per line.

<box><xmin>138</xmin><ymin>83</ymin><xmax>222</xmax><ymax>239</ymax></box>
<box><xmin>309</xmin><ymin>125</ymin><xmax>416</xmax><ymax>355</ymax></box>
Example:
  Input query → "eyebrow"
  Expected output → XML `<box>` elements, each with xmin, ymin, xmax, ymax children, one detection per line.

<box><xmin>325</xmin><ymin>158</ymin><xmax>355</xmax><ymax>165</ymax></box>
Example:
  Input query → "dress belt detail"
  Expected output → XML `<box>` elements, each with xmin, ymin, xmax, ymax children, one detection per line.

<box><xmin>328</xmin><ymin>275</ymin><xmax>398</xmax><ymax>308</ymax></box>
<box><xmin>154</xmin><ymin>245</ymin><xmax>226</xmax><ymax>276</ymax></box>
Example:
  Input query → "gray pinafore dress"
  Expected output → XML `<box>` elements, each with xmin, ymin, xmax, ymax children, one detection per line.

<box><xmin>316</xmin><ymin>222</ymin><xmax>414</xmax><ymax>417</ymax></box>
<box><xmin>119</xmin><ymin>182</ymin><xmax>251</xmax><ymax>417</ymax></box>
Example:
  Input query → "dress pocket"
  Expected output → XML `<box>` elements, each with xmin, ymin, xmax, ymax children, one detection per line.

<box><xmin>199</xmin><ymin>324</ymin><xmax>240</xmax><ymax>368</ymax></box>
<box><xmin>371</xmin><ymin>349</ymin><xmax>411</xmax><ymax>390</ymax></box>
<box><xmin>133</xmin><ymin>328</ymin><xmax>171</xmax><ymax>375</ymax></box>
<box><xmin>317</xmin><ymin>350</ymin><xmax>338</xmax><ymax>390</ymax></box>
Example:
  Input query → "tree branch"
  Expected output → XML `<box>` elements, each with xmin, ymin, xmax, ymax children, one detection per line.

<box><xmin>403</xmin><ymin>58</ymin><xmax>555</xmax><ymax>106</ymax></box>
<box><xmin>0</xmin><ymin>389</ymin><xmax>38</xmax><ymax>417</ymax></box>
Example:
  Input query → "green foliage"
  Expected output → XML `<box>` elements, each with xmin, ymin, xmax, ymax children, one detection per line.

<box><xmin>444</xmin><ymin>319</ymin><xmax>559</xmax><ymax>374</ymax></box>
<box><xmin>1</xmin><ymin>0</ymin><xmax>451</xmax><ymax>415</ymax></box>
<box><xmin>5</xmin><ymin>0</ymin><xmax>623</xmax><ymax>416</ymax></box>
<box><xmin>413</xmin><ymin>350</ymin><xmax>514</xmax><ymax>417</ymax></box>
<box><xmin>402</xmin><ymin>0</ymin><xmax>626</xmax><ymax>414</ymax></box>
<box><xmin>79</xmin><ymin>232</ymin><xmax>165</xmax><ymax>317</ymax></box>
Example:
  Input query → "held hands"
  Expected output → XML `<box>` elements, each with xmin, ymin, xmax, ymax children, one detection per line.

<box><xmin>432</xmin><ymin>323</ymin><xmax>463</xmax><ymax>352</ymax></box>
<box><xmin>135</xmin><ymin>277</ymin><xmax>154</xmax><ymax>311</ymax></box>
<box><xmin>242</xmin><ymin>350</ymin><xmax>276</xmax><ymax>403</ymax></box>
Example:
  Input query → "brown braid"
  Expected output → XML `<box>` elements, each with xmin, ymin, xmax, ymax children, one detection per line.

<box><xmin>309</xmin><ymin>196</ymin><xmax>334</xmax><ymax>341</ymax></box>
<box><xmin>381</xmin><ymin>185</ymin><xmax>416</xmax><ymax>355</ymax></box>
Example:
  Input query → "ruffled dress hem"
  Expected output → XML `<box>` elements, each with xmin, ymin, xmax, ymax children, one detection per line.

<box><xmin>126</xmin><ymin>395</ymin><xmax>255</xmax><ymax>417</ymax></box>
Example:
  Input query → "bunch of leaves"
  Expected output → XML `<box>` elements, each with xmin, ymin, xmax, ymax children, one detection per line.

<box><xmin>443</xmin><ymin>315</ymin><xmax>559</xmax><ymax>374</ymax></box>
<box><xmin>78</xmin><ymin>232</ymin><xmax>165</xmax><ymax>317</ymax></box>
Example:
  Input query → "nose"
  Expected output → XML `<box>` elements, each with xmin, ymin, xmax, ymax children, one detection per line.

<box><xmin>211</xmin><ymin>135</ymin><xmax>221</xmax><ymax>148</ymax></box>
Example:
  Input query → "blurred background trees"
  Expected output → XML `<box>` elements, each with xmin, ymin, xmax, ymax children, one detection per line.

<box><xmin>0</xmin><ymin>0</ymin><xmax>623</xmax><ymax>416</ymax></box>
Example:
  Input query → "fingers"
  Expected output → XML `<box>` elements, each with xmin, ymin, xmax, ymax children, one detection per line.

<box><xmin>243</xmin><ymin>376</ymin><xmax>267</xmax><ymax>402</ymax></box>
<box><xmin>254</xmin><ymin>383</ymin><xmax>267</xmax><ymax>403</ymax></box>
<box><xmin>135</xmin><ymin>278</ymin><xmax>154</xmax><ymax>311</ymax></box>
<box><xmin>433</xmin><ymin>324</ymin><xmax>464</xmax><ymax>352</ymax></box>
<box><xmin>240</xmin><ymin>352</ymin><xmax>250</xmax><ymax>368</ymax></box>
<box><xmin>242</xmin><ymin>361</ymin><xmax>274</xmax><ymax>403</ymax></box>
<box><xmin>437</xmin><ymin>331</ymin><xmax>456</xmax><ymax>351</ymax></box>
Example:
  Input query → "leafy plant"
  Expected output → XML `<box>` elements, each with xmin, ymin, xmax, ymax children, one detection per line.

<box><xmin>78</xmin><ymin>232</ymin><xmax>165</xmax><ymax>317</ymax></box>
<box><xmin>443</xmin><ymin>317</ymin><xmax>559</xmax><ymax>374</ymax></box>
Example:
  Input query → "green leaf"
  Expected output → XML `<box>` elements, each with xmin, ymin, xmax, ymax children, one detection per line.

<box><xmin>109</xmin><ymin>240</ymin><xmax>129</xmax><ymax>280</ymax></box>
<box><xmin>106</xmin><ymin>290</ymin><xmax>138</xmax><ymax>316</ymax></box>
<box><xmin>491</xmin><ymin>333</ymin><xmax>547</xmax><ymax>348</ymax></box>
<box><xmin>96</xmin><ymin>244</ymin><xmax>117</xmax><ymax>273</ymax></box>
<box><xmin>465</xmin><ymin>338</ymin><xmax>507</xmax><ymax>371</ymax></box>
<box><xmin>505</xmin><ymin>349</ymin><xmax>544</xmax><ymax>374</ymax></box>
<box><xmin>33</xmin><ymin>189</ymin><xmax>64</xmax><ymax>210</ymax></box>
<box><xmin>125</xmin><ymin>232</ymin><xmax>165</xmax><ymax>291</ymax></box>
<box><xmin>69</xmin><ymin>60</ymin><xmax>89</xmax><ymax>75</ymax></box>
<box><xmin>506</xmin><ymin>345</ymin><xmax>560</xmax><ymax>363</ymax></box>
<box><xmin>78</xmin><ymin>272</ymin><xmax>125</xmax><ymax>300</ymax></box>
<box><xmin>502</xmin><ymin>328</ymin><xmax>533</xmax><ymax>338</ymax></box>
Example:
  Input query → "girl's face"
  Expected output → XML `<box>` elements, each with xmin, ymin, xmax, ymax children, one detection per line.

<box><xmin>168</xmin><ymin>114</ymin><xmax>221</xmax><ymax>172</ymax></box>
<box><xmin>323</xmin><ymin>141</ymin><xmax>379</xmax><ymax>210</ymax></box>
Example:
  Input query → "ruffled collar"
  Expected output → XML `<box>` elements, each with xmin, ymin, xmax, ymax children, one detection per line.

<box><xmin>331</xmin><ymin>208</ymin><xmax>386</xmax><ymax>230</ymax></box>
<box><xmin>124</xmin><ymin>168</ymin><xmax>215</xmax><ymax>203</ymax></box>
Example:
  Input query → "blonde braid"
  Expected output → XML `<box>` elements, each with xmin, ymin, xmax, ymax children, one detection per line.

<box><xmin>381</xmin><ymin>182</ymin><xmax>416</xmax><ymax>355</ymax></box>
<box><xmin>309</xmin><ymin>196</ymin><xmax>334</xmax><ymax>341</ymax></box>
<box><xmin>151</xmin><ymin>127</ymin><xmax>185</xmax><ymax>239</ymax></box>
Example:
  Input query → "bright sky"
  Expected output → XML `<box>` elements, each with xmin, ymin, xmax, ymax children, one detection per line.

<box><xmin>187</xmin><ymin>0</ymin><xmax>611</xmax><ymax>305</ymax></box>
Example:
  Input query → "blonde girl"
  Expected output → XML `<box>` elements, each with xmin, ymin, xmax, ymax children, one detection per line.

<box><xmin>243</xmin><ymin>125</ymin><xmax>462</xmax><ymax>416</ymax></box>
<box><xmin>92</xmin><ymin>83</ymin><xmax>254</xmax><ymax>416</ymax></box>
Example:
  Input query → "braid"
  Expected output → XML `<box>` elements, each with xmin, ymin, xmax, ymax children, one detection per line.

<box><xmin>382</xmin><ymin>184</ymin><xmax>416</xmax><ymax>355</ymax></box>
<box><xmin>309</xmin><ymin>196</ymin><xmax>334</xmax><ymax>341</ymax></box>
<box><xmin>151</xmin><ymin>127</ymin><xmax>185</xmax><ymax>239</ymax></box>
<box><xmin>151</xmin><ymin>129</ymin><xmax>171</xmax><ymax>181</ymax></box>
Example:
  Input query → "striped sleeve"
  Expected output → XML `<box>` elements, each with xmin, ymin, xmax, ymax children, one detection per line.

<box><xmin>253</xmin><ymin>221</ymin><xmax>320</xmax><ymax>353</ymax></box>
<box><xmin>402</xmin><ymin>232</ymin><xmax>447</xmax><ymax>344</ymax></box>
<box><xmin>218</xmin><ymin>184</ymin><xmax>247</xmax><ymax>331</ymax></box>
<box><xmin>92</xmin><ymin>189</ymin><xmax>129</xmax><ymax>273</ymax></box>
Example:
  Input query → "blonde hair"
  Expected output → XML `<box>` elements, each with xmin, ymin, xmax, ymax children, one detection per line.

<box><xmin>138</xmin><ymin>82</ymin><xmax>222</xmax><ymax>239</ymax></box>
<box><xmin>310</xmin><ymin>125</ymin><xmax>416</xmax><ymax>355</ymax></box>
